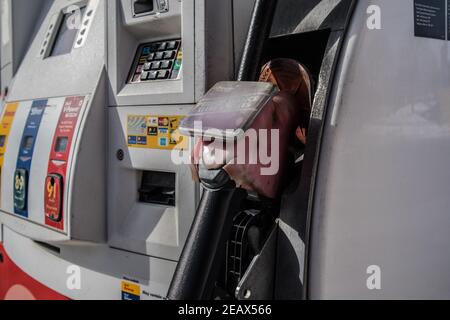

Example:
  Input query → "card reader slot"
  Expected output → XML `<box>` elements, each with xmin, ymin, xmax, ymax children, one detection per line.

<box><xmin>133</xmin><ymin>0</ymin><xmax>154</xmax><ymax>15</ymax></box>
<box><xmin>138</xmin><ymin>171</ymin><xmax>175</xmax><ymax>206</ymax></box>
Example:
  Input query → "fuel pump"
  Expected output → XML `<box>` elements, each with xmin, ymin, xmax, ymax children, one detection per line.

<box><xmin>0</xmin><ymin>0</ymin><xmax>107</xmax><ymax>299</ymax></box>
<box><xmin>0</xmin><ymin>0</ymin><xmax>256</xmax><ymax>300</ymax></box>
<box><xmin>8</xmin><ymin>0</ymin><xmax>449</xmax><ymax>301</ymax></box>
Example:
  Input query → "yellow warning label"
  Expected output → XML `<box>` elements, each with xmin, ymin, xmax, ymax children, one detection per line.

<box><xmin>0</xmin><ymin>102</ymin><xmax>19</xmax><ymax>206</ymax></box>
<box><xmin>0</xmin><ymin>103</ymin><xmax>19</xmax><ymax>167</ymax></box>
<box><xmin>127</xmin><ymin>115</ymin><xmax>188</xmax><ymax>150</ymax></box>
<box><xmin>121</xmin><ymin>281</ymin><xmax>141</xmax><ymax>296</ymax></box>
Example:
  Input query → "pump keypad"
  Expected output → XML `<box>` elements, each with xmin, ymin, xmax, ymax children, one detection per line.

<box><xmin>129</xmin><ymin>40</ymin><xmax>182</xmax><ymax>83</ymax></box>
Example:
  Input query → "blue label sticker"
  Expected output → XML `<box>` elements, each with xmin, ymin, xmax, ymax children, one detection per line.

<box><xmin>128</xmin><ymin>136</ymin><xmax>137</xmax><ymax>145</ymax></box>
<box><xmin>159</xmin><ymin>138</ymin><xmax>167</xmax><ymax>147</ymax></box>
<box><xmin>158</xmin><ymin>128</ymin><xmax>169</xmax><ymax>135</ymax></box>
<box><xmin>121</xmin><ymin>292</ymin><xmax>140</xmax><ymax>301</ymax></box>
<box><xmin>137</xmin><ymin>136</ymin><xmax>147</xmax><ymax>145</ymax></box>
<box><xmin>14</xmin><ymin>100</ymin><xmax>47</xmax><ymax>217</ymax></box>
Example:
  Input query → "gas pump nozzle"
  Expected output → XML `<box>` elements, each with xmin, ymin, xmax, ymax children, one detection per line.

<box><xmin>168</xmin><ymin>60</ymin><xmax>313</xmax><ymax>300</ymax></box>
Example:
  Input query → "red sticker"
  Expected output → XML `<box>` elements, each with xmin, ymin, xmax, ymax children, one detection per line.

<box><xmin>45</xmin><ymin>96</ymin><xmax>85</xmax><ymax>230</ymax></box>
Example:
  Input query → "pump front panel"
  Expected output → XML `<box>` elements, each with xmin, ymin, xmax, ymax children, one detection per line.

<box><xmin>105</xmin><ymin>0</ymin><xmax>254</xmax><ymax>264</ymax></box>
<box><xmin>0</xmin><ymin>96</ymin><xmax>89</xmax><ymax>235</ymax></box>
<box><xmin>109</xmin><ymin>106</ymin><xmax>196</xmax><ymax>261</ymax></box>
<box><xmin>0</xmin><ymin>0</ymin><xmax>106</xmax><ymax>244</ymax></box>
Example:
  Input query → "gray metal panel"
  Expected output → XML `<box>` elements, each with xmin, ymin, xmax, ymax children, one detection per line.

<box><xmin>108</xmin><ymin>0</ymin><xmax>194</xmax><ymax>106</ymax></box>
<box><xmin>10</xmin><ymin>0</ymin><xmax>52</xmax><ymax>73</ymax></box>
<box><xmin>69</xmin><ymin>70</ymin><xmax>106</xmax><ymax>243</ymax></box>
<box><xmin>108</xmin><ymin>0</ymin><xmax>237</xmax><ymax>106</ymax></box>
<box><xmin>0</xmin><ymin>0</ymin><xmax>12</xmax><ymax>72</ymax></box>
<box><xmin>106</xmin><ymin>0</ymin><xmax>250</xmax><ymax>263</ymax></box>
<box><xmin>270</xmin><ymin>0</ymin><xmax>354</xmax><ymax>37</ymax></box>
<box><xmin>310</xmin><ymin>0</ymin><xmax>450</xmax><ymax>299</ymax></box>
<box><xmin>194</xmin><ymin>0</ymin><xmax>235</xmax><ymax>101</ymax></box>
<box><xmin>3</xmin><ymin>225</ymin><xmax>176</xmax><ymax>300</ymax></box>
<box><xmin>108</xmin><ymin>106</ymin><xmax>198</xmax><ymax>261</ymax></box>
<box><xmin>1</xmin><ymin>0</ymin><xmax>51</xmax><ymax>94</ymax></box>
<box><xmin>232</xmin><ymin>0</ymin><xmax>256</xmax><ymax>76</ymax></box>
<box><xmin>8</xmin><ymin>0</ymin><xmax>106</xmax><ymax>101</ymax></box>
<box><xmin>274</xmin><ymin>2</ymin><xmax>356</xmax><ymax>299</ymax></box>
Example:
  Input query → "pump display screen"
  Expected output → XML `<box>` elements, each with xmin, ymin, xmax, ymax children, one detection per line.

<box><xmin>50</xmin><ymin>7</ymin><xmax>86</xmax><ymax>57</ymax></box>
<box><xmin>55</xmin><ymin>137</ymin><xmax>69</xmax><ymax>153</ymax></box>
<box><xmin>22</xmin><ymin>136</ymin><xmax>34</xmax><ymax>150</ymax></box>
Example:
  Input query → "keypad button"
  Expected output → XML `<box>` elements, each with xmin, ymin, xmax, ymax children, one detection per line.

<box><xmin>142</xmin><ymin>47</ymin><xmax>151</xmax><ymax>55</ymax></box>
<box><xmin>157</xmin><ymin>70</ymin><xmax>170</xmax><ymax>79</ymax></box>
<box><xmin>163</xmin><ymin>51</ymin><xmax>175</xmax><ymax>59</ymax></box>
<box><xmin>154</xmin><ymin>52</ymin><xmax>164</xmax><ymax>60</ymax></box>
<box><xmin>140</xmin><ymin>71</ymin><xmax>149</xmax><ymax>80</ymax></box>
<box><xmin>167</xmin><ymin>41</ymin><xmax>178</xmax><ymax>50</ymax></box>
<box><xmin>136</xmin><ymin>65</ymin><xmax>144</xmax><ymax>73</ymax></box>
<box><xmin>148</xmin><ymin>43</ymin><xmax>157</xmax><ymax>52</ymax></box>
<box><xmin>160</xmin><ymin>60</ymin><xmax>172</xmax><ymax>69</ymax></box>
<box><xmin>148</xmin><ymin>71</ymin><xmax>158</xmax><ymax>80</ymax></box>
<box><xmin>130</xmin><ymin>40</ymin><xmax>182</xmax><ymax>84</ymax></box>
<box><xmin>143</xmin><ymin>62</ymin><xmax>152</xmax><ymax>71</ymax></box>
<box><xmin>151</xmin><ymin>61</ymin><xmax>161</xmax><ymax>69</ymax></box>
<box><xmin>158</xmin><ymin>42</ymin><xmax>167</xmax><ymax>51</ymax></box>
